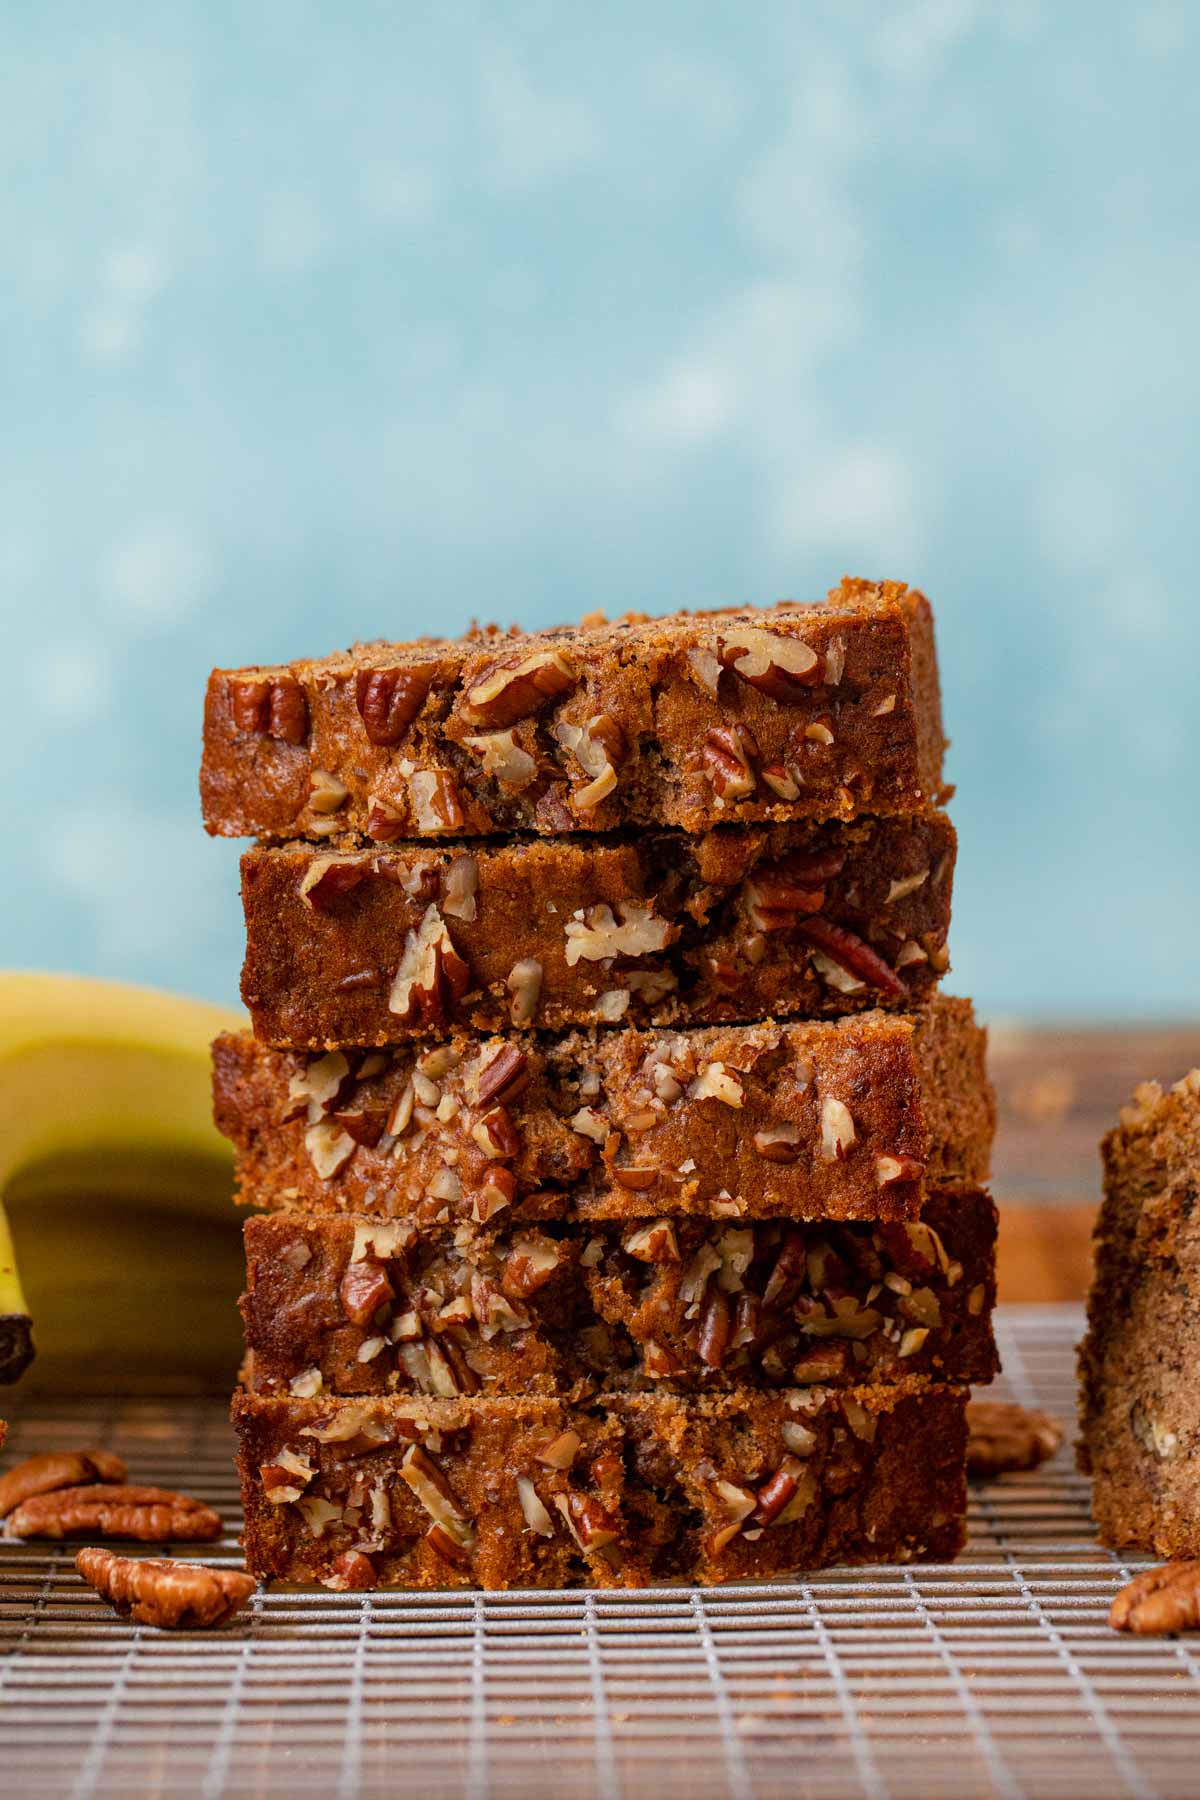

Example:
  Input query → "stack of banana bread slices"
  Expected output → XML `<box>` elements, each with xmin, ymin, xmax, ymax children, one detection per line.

<box><xmin>202</xmin><ymin>576</ymin><xmax>998</xmax><ymax>1590</ymax></box>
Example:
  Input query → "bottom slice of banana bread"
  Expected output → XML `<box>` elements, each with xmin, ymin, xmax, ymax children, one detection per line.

<box><xmin>235</xmin><ymin>1382</ymin><xmax>967</xmax><ymax>1589</ymax></box>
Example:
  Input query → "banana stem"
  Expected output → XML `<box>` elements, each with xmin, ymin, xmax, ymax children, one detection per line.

<box><xmin>0</xmin><ymin>1197</ymin><xmax>34</xmax><ymax>1383</ymax></box>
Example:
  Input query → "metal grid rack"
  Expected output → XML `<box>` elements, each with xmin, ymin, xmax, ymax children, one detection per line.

<box><xmin>1</xmin><ymin>1306</ymin><xmax>1194</xmax><ymax>1800</ymax></box>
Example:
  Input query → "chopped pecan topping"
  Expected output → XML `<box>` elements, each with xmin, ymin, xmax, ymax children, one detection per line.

<box><xmin>689</xmin><ymin>1061</ymin><xmax>744</xmax><ymax>1107</ymax></box>
<box><xmin>464</xmin><ymin>728</ymin><xmax>538</xmax><ymax>788</ymax></box>
<box><xmin>874</xmin><ymin>1152</ymin><xmax>925</xmax><ymax>1187</ymax></box>
<box><xmin>622</xmin><ymin>1220</ymin><xmax>680</xmax><ymax>1263</ymax></box>
<box><xmin>516</xmin><ymin>1475</ymin><xmax>555</xmax><ymax>1537</ymax></box>
<box><xmin>476</xmin><ymin>1044</ymin><xmax>531</xmax><ymax>1108</ymax></box>
<box><xmin>305</xmin><ymin>1119</ymin><xmax>358</xmax><ymax>1181</ymax></box>
<box><xmin>702</xmin><ymin>724</ymin><xmax>757</xmax><ymax>799</ymax></box>
<box><xmin>753</xmin><ymin>1127</ymin><xmax>801</xmax><ymax>1165</ymax></box>
<box><xmin>796</xmin><ymin>916</ymin><xmax>907</xmax><ymax>999</ymax></box>
<box><xmin>230</xmin><ymin>674</ymin><xmax>309</xmax><ymax>743</ymax></box>
<box><xmin>554</xmin><ymin>1490</ymin><xmax>620</xmax><ymax>1552</ymax></box>
<box><xmin>716</xmin><ymin>626</ymin><xmax>820</xmax><ymax>701</ymax></box>
<box><xmin>611</xmin><ymin>1165</ymin><xmax>657</xmax><ymax>1192</ymax></box>
<box><xmin>327</xmin><ymin>1550</ymin><xmax>378</xmax><ymax>1591</ymax></box>
<box><xmin>819</xmin><ymin>1097</ymin><xmax>856</xmax><ymax>1162</ymax></box>
<box><xmin>332</xmin><ymin>1105</ymin><xmax>389</xmax><ymax>1149</ymax></box>
<box><xmin>1111</xmin><ymin>1563</ymin><xmax>1200</xmax><ymax>1635</ymax></box>
<box><xmin>76</xmin><ymin>1548</ymin><xmax>254</xmax><ymax>1630</ymax></box>
<box><xmin>0</xmin><ymin>1450</ymin><xmax>127</xmax><ymax>1520</ymax></box>
<box><xmin>501</xmin><ymin>1236</ymin><xmax>561</xmax><ymax>1300</ymax></box>
<box><xmin>388</xmin><ymin>905</ymin><xmax>471</xmax><ymax>1027</ymax></box>
<box><xmin>463</xmin><ymin>648</ymin><xmax>578</xmax><ymax>728</ymax></box>
<box><xmin>745</xmin><ymin>849</ymin><xmax>846</xmax><ymax>931</ymax></box>
<box><xmin>697</xmin><ymin>1290</ymin><xmax>732</xmax><ymax>1368</ymax></box>
<box><xmin>400</xmin><ymin>1444</ymin><xmax>475</xmax><ymax>1553</ymax></box>
<box><xmin>536</xmin><ymin>1430</ymin><xmax>581</xmax><ymax>1470</ymax></box>
<box><xmin>751</xmin><ymin>1455</ymin><xmax>808</xmax><ymax>1526</ymax></box>
<box><xmin>441</xmin><ymin>854</ymin><xmax>479</xmax><ymax>922</ymax></box>
<box><xmin>339</xmin><ymin>1259</ymin><xmax>395</xmax><ymax>1326</ymax></box>
<box><xmin>564</xmin><ymin>901</ymin><xmax>671</xmax><ymax>966</ymax></box>
<box><xmin>506</xmin><ymin>958</ymin><xmax>543</xmax><ymax>1027</ymax></box>
<box><xmin>7</xmin><ymin>1485</ymin><xmax>222</xmax><ymax>1542</ymax></box>
<box><xmin>298</xmin><ymin>855</ymin><xmax>367</xmax><ymax>912</ymax></box>
<box><xmin>355</xmin><ymin>667</ymin><xmax>432</xmax><ymax>745</ymax></box>
<box><xmin>760</xmin><ymin>762</ymin><xmax>800</xmax><ymax>801</ymax></box>
<box><xmin>472</xmin><ymin>1103</ymin><xmax>520</xmax><ymax>1161</ymax></box>
<box><xmin>409</xmin><ymin>770</ymin><xmax>465</xmax><ymax>833</ymax></box>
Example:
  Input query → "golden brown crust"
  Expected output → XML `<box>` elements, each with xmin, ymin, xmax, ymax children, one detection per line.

<box><xmin>76</xmin><ymin>1547</ymin><xmax>256</xmax><ymax>1630</ymax></box>
<box><xmin>1078</xmin><ymin>1069</ymin><xmax>1200</xmax><ymax>1556</ymax></box>
<box><xmin>213</xmin><ymin>998</ymin><xmax>993</xmax><ymax>1226</ymax></box>
<box><xmin>240</xmin><ymin>1192</ymin><xmax>998</xmax><ymax>1399</ymax></box>
<box><xmin>965</xmin><ymin>1401</ymin><xmax>1061</xmax><ymax>1477</ymax></box>
<box><xmin>239</xmin><ymin>814</ymin><xmax>954</xmax><ymax>1045</ymax></box>
<box><xmin>201</xmin><ymin>581</ymin><xmax>947</xmax><ymax>843</ymax></box>
<box><xmin>234</xmin><ymin>1383</ymin><xmax>967</xmax><ymax>1589</ymax></box>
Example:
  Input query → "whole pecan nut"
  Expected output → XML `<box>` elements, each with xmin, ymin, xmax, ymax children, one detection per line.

<box><xmin>1110</xmin><ymin>1562</ymin><xmax>1200</xmax><ymax>1635</ymax></box>
<box><xmin>0</xmin><ymin>1449</ymin><xmax>127</xmax><ymax>1519</ymax></box>
<box><xmin>76</xmin><ymin>1547</ymin><xmax>254</xmax><ymax>1630</ymax></box>
<box><xmin>965</xmin><ymin>1402</ymin><xmax>1062</xmax><ymax>1478</ymax></box>
<box><xmin>6</xmin><ymin>1484</ymin><xmax>222</xmax><ymax>1542</ymax></box>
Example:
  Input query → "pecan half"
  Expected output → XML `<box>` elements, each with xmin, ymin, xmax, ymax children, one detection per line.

<box><xmin>796</xmin><ymin>916</ymin><xmax>907</xmax><ymax>999</ymax></box>
<box><xmin>744</xmin><ymin>849</ymin><xmax>846</xmax><ymax>931</ymax></box>
<box><xmin>965</xmin><ymin>1402</ymin><xmax>1061</xmax><ymax>1478</ymax></box>
<box><xmin>716</xmin><ymin>626</ymin><xmax>820</xmax><ymax>701</ymax></box>
<box><xmin>355</xmin><ymin>667</ymin><xmax>432</xmax><ymax>744</ymax></box>
<box><xmin>7</xmin><ymin>1485</ymin><xmax>222</xmax><ymax>1542</ymax></box>
<box><xmin>340</xmin><ymin>1259</ymin><xmax>395</xmax><ymax>1326</ymax></box>
<box><xmin>702</xmin><ymin>724</ymin><xmax>757</xmax><ymax>800</ymax></box>
<box><xmin>476</xmin><ymin>1044</ymin><xmax>531</xmax><ymax>1108</ymax></box>
<box><xmin>230</xmin><ymin>674</ymin><xmax>309</xmax><ymax>743</ymax></box>
<box><xmin>1111</xmin><ymin>1562</ymin><xmax>1200</xmax><ymax>1635</ymax></box>
<box><xmin>388</xmin><ymin>905</ymin><xmax>471</xmax><ymax>1028</ymax></box>
<box><xmin>0</xmin><ymin>1449</ymin><xmax>127</xmax><ymax>1520</ymax></box>
<box><xmin>462</xmin><ymin>648</ymin><xmax>578</xmax><ymax>728</ymax></box>
<box><xmin>76</xmin><ymin>1547</ymin><xmax>254</xmax><ymax>1630</ymax></box>
<box><xmin>298</xmin><ymin>855</ymin><xmax>367</xmax><ymax>912</ymax></box>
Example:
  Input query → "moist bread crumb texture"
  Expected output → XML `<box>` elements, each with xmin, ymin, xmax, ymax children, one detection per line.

<box><xmin>1079</xmin><ymin>1070</ymin><xmax>1200</xmax><ymax>1557</ymax></box>
<box><xmin>202</xmin><ymin>580</ymin><xmax>996</xmax><ymax>1587</ymax></box>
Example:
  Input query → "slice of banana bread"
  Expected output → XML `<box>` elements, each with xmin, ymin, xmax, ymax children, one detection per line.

<box><xmin>1079</xmin><ymin>1069</ymin><xmax>1200</xmax><ymax>1555</ymax></box>
<box><xmin>240</xmin><ymin>813</ymin><xmax>954</xmax><ymax>1046</ymax></box>
<box><xmin>213</xmin><ymin>996</ymin><xmax>994</xmax><ymax>1227</ymax></box>
<box><xmin>234</xmin><ymin>1381</ymin><xmax>968</xmax><ymax>1588</ymax></box>
<box><xmin>202</xmin><ymin>578</ymin><xmax>946</xmax><ymax>843</ymax></box>
<box><xmin>240</xmin><ymin>1190</ymin><xmax>998</xmax><ymax>1400</ymax></box>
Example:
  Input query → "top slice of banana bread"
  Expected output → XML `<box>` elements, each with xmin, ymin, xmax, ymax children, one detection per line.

<box><xmin>201</xmin><ymin>578</ymin><xmax>947</xmax><ymax>843</ymax></box>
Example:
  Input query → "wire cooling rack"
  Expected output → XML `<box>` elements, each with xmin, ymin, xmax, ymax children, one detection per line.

<box><xmin>0</xmin><ymin>1305</ymin><xmax>1193</xmax><ymax>1800</ymax></box>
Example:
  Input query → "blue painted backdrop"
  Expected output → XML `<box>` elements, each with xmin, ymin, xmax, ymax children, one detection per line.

<box><xmin>6</xmin><ymin>2</ymin><xmax>1198</xmax><ymax>1018</ymax></box>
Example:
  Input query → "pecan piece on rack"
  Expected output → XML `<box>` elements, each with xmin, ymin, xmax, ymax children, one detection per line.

<box><xmin>0</xmin><ymin>1449</ymin><xmax>127</xmax><ymax>1519</ymax></box>
<box><xmin>965</xmin><ymin>1402</ymin><xmax>1062</xmax><ymax>1478</ymax></box>
<box><xmin>1110</xmin><ymin>1562</ymin><xmax>1200</xmax><ymax>1635</ymax></box>
<box><xmin>6</xmin><ymin>1484</ymin><xmax>222</xmax><ymax>1542</ymax></box>
<box><xmin>76</xmin><ymin>1547</ymin><xmax>254</xmax><ymax>1630</ymax></box>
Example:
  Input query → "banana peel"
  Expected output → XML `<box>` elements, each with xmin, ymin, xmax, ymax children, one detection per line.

<box><xmin>0</xmin><ymin>972</ymin><xmax>246</xmax><ymax>1392</ymax></box>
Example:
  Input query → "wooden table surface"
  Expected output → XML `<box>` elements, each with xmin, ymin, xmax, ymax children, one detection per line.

<box><xmin>990</xmin><ymin>1020</ymin><xmax>1199</xmax><ymax>1302</ymax></box>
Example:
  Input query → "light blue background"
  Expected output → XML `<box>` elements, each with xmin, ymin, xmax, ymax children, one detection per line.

<box><xmin>6</xmin><ymin>3</ymin><xmax>1198</xmax><ymax>1019</ymax></box>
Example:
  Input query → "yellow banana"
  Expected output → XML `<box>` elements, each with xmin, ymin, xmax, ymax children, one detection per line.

<box><xmin>0</xmin><ymin>971</ymin><xmax>246</xmax><ymax>1392</ymax></box>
